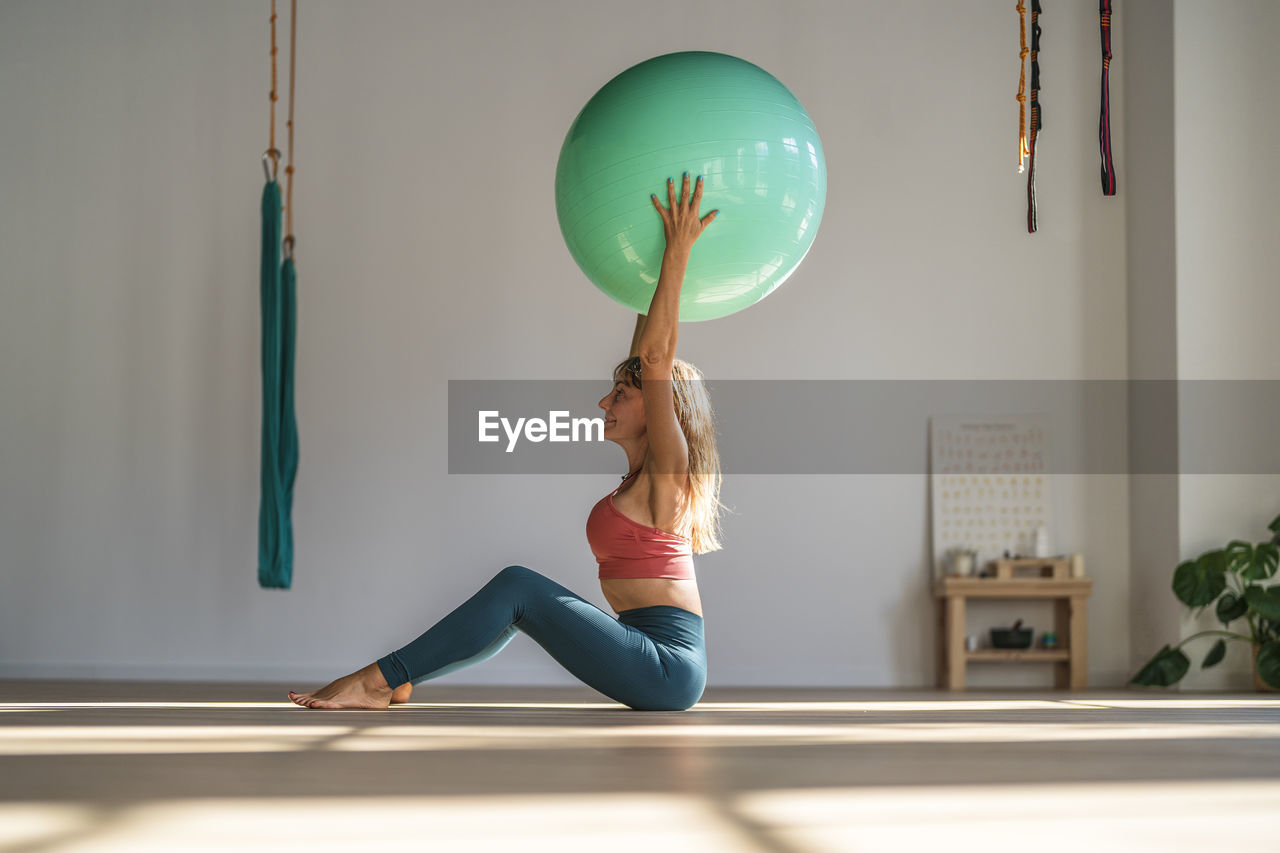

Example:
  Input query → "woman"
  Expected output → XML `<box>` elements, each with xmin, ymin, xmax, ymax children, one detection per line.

<box><xmin>289</xmin><ymin>173</ymin><xmax>722</xmax><ymax>711</ymax></box>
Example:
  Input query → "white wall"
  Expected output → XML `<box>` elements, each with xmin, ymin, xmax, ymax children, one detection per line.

<box><xmin>1123</xmin><ymin>0</ymin><xmax>1280</xmax><ymax>692</ymax></box>
<box><xmin>1170</xmin><ymin>0</ymin><xmax>1280</xmax><ymax>689</ymax></box>
<box><xmin>1123</xmin><ymin>0</ymin><xmax>1183</xmax><ymax>682</ymax></box>
<box><xmin>1</xmin><ymin>0</ymin><xmax>1143</xmax><ymax>687</ymax></box>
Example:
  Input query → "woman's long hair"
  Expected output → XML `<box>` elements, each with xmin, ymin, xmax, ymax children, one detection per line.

<box><xmin>612</xmin><ymin>355</ymin><xmax>724</xmax><ymax>554</ymax></box>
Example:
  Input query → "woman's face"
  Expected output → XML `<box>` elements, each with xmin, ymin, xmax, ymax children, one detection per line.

<box><xmin>598</xmin><ymin>380</ymin><xmax>645</xmax><ymax>440</ymax></box>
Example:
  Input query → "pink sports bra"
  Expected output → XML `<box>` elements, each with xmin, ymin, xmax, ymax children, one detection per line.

<box><xmin>586</xmin><ymin>471</ymin><xmax>695</xmax><ymax>580</ymax></box>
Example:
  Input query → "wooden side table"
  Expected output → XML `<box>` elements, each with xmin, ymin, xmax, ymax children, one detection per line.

<box><xmin>934</xmin><ymin>558</ymin><xmax>1092</xmax><ymax>690</ymax></box>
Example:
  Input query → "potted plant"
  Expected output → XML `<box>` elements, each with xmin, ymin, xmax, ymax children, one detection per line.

<box><xmin>1131</xmin><ymin>513</ymin><xmax>1280</xmax><ymax>691</ymax></box>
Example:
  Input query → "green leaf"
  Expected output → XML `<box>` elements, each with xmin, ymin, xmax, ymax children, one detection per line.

<box><xmin>1216</xmin><ymin>591</ymin><xmax>1249</xmax><ymax>625</ymax></box>
<box><xmin>1201</xmin><ymin>639</ymin><xmax>1227</xmax><ymax>668</ymax></box>
<box><xmin>1267</xmin><ymin>513</ymin><xmax>1280</xmax><ymax>539</ymax></box>
<box><xmin>1172</xmin><ymin>553</ymin><xmax>1227</xmax><ymax>608</ymax></box>
<box><xmin>1244</xmin><ymin>585</ymin><xmax>1280</xmax><ymax>622</ymax></box>
<box><xmin>1243</xmin><ymin>543</ymin><xmax>1279</xmax><ymax>581</ymax></box>
<box><xmin>1130</xmin><ymin>645</ymin><xmax>1190</xmax><ymax>687</ymax></box>
<box><xmin>1225</xmin><ymin>540</ymin><xmax>1253</xmax><ymax>573</ymax></box>
<box><xmin>1258</xmin><ymin>642</ymin><xmax>1280</xmax><ymax>690</ymax></box>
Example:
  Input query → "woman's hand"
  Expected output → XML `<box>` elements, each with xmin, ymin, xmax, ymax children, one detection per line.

<box><xmin>651</xmin><ymin>173</ymin><xmax>718</xmax><ymax>255</ymax></box>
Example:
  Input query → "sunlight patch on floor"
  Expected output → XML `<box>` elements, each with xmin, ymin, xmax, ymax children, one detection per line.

<box><xmin>3</xmin><ymin>781</ymin><xmax>1279</xmax><ymax>852</ymax></box>
<box><xmin>4</xmin><ymin>696</ymin><xmax>1275</xmax><ymax>714</ymax></box>
<box><xmin>739</xmin><ymin>779</ymin><xmax>1280</xmax><ymax>852</ymax></box>
<box><xmin>0</xmin><ymin>794</ymin><xmax>741</xmax><ymax>852</ymax></box>
<box><xmin>0</xmin><ymin>726</ymin><xmax>353</xmax><ymax>756</ymax></box>
<box><xmin>327</xmin><ymin>720</ymin><xmax>1280</xmax><ymax>752</ymax></box>
<box><xmin>4</xmin><ymin>719</ymin><xmax>1280</xmax><ymax>756</ymax></box>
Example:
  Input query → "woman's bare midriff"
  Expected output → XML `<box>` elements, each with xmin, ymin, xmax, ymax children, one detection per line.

<box><xmin>601</xmin><ymin>577</ymin><xmax>703</xmax><ymax>617</ymax></box>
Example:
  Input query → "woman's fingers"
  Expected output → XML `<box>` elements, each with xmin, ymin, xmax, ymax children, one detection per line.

<box><xmin>654</xmin><ymin>174</ymin><xmax>714</xmax><ymax>240</ymax></box>
<box><xmin>651</xmin><ymin>193</ymin><xmax>669</xmax><ymax>225</ymax></box>
<box><xmin>661</xmin><ymin>174</ymin><xmax>704</xmax><ymax>211</ymax></box>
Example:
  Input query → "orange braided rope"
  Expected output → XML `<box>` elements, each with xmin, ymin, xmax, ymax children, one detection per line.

<box><xmin>266</xmin><ymin>0</ymin><xmax>297</xmax><ymax>257</ymax></box>
<box><xmin>1016</xmin><ymin>0</ymin><xmax>1029</xmax><ymax>172</ymax></box>
<box><xmin>284</xmin><ymin>0</ymin><xmax>296</xmax><ymax>254</ymax></box>
<box><xmin>266</xmin><ymin>0</ymin><xmax>276</xmax><ymax>160</ymax></box>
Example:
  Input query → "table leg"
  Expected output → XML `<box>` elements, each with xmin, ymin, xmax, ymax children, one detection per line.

<box><xmin>1069</xmin><ymin>595</ymin><xmax>1088</xmax><ymax>689</ymax></box>
<box><xmin>946</xmin><ymin>595</ymin><xmax>967</xmax><ymax>690</ymax></box>
<box><xmin>936</xmin><ymin>600</ymin><xmax>947</xmax><ymax>688</ymax></box>
<box><xmin>1053</xmin><ymin>598</ymin><xmax>1070</xmax><ymax>689</ymax></box>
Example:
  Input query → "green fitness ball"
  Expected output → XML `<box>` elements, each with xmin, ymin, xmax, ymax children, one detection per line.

<box><xmin>555</xmin><ymin>51</ymin><xmax>826</xmax><ymax>322</ymax></box>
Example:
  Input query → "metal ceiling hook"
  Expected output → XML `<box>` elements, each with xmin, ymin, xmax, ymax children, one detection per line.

<box><xmin>262</xmin><ymin>148</ymin><xmax>282</xmax><ymax>183</ymax></box>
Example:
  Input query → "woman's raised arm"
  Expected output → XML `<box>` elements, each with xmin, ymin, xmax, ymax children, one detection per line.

<box><xmin>629</xmin><ymin>314</ymin><xmax>647</xmax><ymax>359</ymax></box>
<box><xmin>637</xmin><ymin>173</ymin><xmax>717</xmax><ymax>363</ymax></box>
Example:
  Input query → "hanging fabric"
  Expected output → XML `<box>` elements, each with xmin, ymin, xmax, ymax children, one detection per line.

<box><xmin>1025</xmin><ymin>0</ymin><xmax>1043</xmax><ymax>233</ymax></box>
<box><xmin>259</xmin><ymin>0</ymin><xmax>299</xmax><ymax>589</ymax></box>
<box><xmin>1098</xmin><ymin>0</ymin><xmax>1117</xmax><ymax>195</ymax></box>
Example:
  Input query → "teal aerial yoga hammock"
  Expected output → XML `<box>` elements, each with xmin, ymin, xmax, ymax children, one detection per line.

<box><xmin>259</xmin><ymin>0</ymin><xmax>298</xmax><ymax>589</ymax></box>
<box><xmin>258</xmin><ymin>175</ymin><xmax>298</xmax><ymax>589</ymax></box>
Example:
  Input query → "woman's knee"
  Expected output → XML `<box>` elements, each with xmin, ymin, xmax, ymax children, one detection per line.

<box><xmin>497</xmin><ymin>564</ymin><xmax>531</xmax><ymax>578</ymax></box>
<box><xmin>491</xmin><ymin>564</ymin><xmax>553</xmax><ymax>594</ymax></box>
<box><xmin>495</xmin><ymin>564</ymin><xmax>538</xmax><ymax>584</ymax></box>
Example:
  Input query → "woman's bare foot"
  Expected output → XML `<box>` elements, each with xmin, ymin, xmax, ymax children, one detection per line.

<box><xmin>390</xmin><ymin>682</ymin><xmax>413</xmax><ymax>704</ymax></box>
<box><xmin>289</xmin><ymin>662</ymin><xmax>394</xmax><ymax>710</ymax></box>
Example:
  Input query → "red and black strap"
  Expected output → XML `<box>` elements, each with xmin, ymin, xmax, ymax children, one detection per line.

<box><xmin>1098</xmin><ymin>0</ymin><xmax>1117</xmax><ymax>195</ymax></box>
<box><xmin>1026</xmin><ymin>0</ymin><xmax>1042</xmax><ymax>233</ymax></box>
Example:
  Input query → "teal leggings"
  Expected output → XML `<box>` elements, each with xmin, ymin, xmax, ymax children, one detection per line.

<box><xmin>376</xmin><ymin>565</ymin><xmax>707</xmax><ymax>711</ymax></box>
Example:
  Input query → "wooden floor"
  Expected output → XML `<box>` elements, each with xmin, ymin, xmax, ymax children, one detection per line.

<box><xmin>2</xmin><ymin>680</ymin><xmax>1278</xmax><ymax>852</ymax></box>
